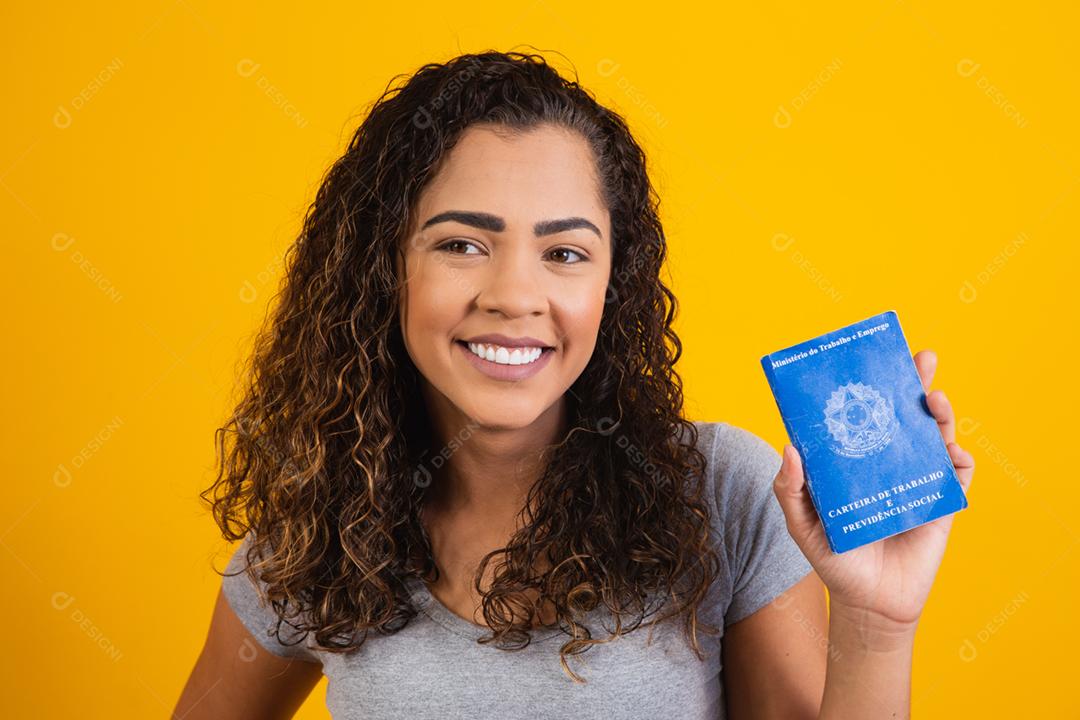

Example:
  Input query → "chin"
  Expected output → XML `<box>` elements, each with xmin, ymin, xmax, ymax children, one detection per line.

<box><xmin>440</xmin><ymin>388</ymin><xmax>548</xmax><ymax>428</ymax></box>
<box><xmin>461</xmin><ymin>404</ymin><xmax>545</xmax><ymax>432</ymax></box>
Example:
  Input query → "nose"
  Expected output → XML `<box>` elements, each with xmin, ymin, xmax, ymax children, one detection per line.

<box><xmin>474</xmin><ymin>243</ymin><xmax>548</xmax><ymax>319</ymax></box>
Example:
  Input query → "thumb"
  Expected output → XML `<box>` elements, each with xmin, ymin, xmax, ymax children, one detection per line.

<box><xmin>772</xmin><ymin>444</ymin><xmax>821</xmax><ymax>542</ymax></box>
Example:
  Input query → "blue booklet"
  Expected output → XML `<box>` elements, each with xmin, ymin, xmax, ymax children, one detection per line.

<box><xmin>760</xmin><ymin>310</ymin><xmax>968</xmax><ymax>553</ymax></box>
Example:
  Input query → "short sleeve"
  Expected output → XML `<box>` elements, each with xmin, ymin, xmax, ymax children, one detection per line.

<box><xmin>703</xmin><ymin>422</ymin><xmax>814</xmax><ymax>626</ymax></box>
<box><xmin>220</xmin><ymin>534</ymin><xmax>322</xmax><ymax>664</ymax></box>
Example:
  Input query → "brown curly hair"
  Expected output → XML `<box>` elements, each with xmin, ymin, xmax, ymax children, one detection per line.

<box><xmin>202</xmin><ymin>48</ymin><xmax>722</xmax><ymax>683</ymax></box>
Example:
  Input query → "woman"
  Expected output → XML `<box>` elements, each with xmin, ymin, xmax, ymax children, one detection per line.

<box><xmin>175</xmin><ymin>50</ymin><xmax>975</xmax><ymax>719</ymax></box>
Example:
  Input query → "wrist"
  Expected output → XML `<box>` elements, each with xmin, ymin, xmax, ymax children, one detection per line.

<box><xmin>829</xmin><ymin>600</ymin><xmax>919</xmax><ymax>652</ymax></box>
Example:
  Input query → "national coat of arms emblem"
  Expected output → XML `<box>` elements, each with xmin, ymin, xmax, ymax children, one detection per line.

<box><xmin>823</xmin><ymin>381</ymin><xmax>896</xmax><ymax>458</ymax></box>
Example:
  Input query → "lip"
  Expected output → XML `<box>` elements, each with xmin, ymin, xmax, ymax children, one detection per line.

<box><xmin>455</xmin><ymin>340</ymin><xmax>555</xmax><ymax>382</ymax></box>
<box><xmin>459</xmin><ymin>333</ymin><xmax>555</xmax><ymax>349</ymax></box>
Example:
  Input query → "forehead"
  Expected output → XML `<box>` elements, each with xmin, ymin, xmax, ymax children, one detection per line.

<box><xmin>413</xmin><ymin>123</ymin><xmax>609</xmax><ymax>230</ymax></box>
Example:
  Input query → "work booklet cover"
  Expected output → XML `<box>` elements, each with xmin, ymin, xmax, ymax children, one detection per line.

<box><xmin>760</xmin><ymin>310</ymin><xmax>968</xmax><ymax>554</ymax></box>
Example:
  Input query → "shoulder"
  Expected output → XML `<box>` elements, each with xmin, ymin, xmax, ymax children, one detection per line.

<box><xmin>688</xmin><ymin>420</ymin><xmax>811</xmax><ymax>626</ymax></box>
<box><xmin>220</xmin><ymin>534</ymin><xmax>323</xmax><ymax>663</ymax></box>
<box><xmin>689</xmin><ymin>420</ymin><xmax>782</xmax><ymax>470</ymax></box>
<box><xmin>688</xmin><ymin>420</ymin><xmax>784</xmax><ymax>511</ymax></box>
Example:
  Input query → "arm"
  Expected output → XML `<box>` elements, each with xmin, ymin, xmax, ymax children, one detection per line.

<box><xmin>722</xmin><ymin>571</ymin><xmax>828</xmax><ymax>720</ymax></box>
<box><xmin>723</xmin><ymin>572</ymin><xmax>919</xmax><ymax>720</ymax></box>
<box><xmin>173</xmin><ymin>587</ymin><xmax>323</xmax><ymax>720</ymax></box>
<box><xmin>818</xmin><ymin>601</ymin><xmax>917</xmax><ymax>719</ymax></box>
<box><xmin>765</xmin><ymin>349</ymin><xmax>975</xmax><ymax>720</ymax></box>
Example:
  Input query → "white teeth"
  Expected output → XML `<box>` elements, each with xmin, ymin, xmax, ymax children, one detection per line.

<box><xmin>466</xmin><ymin>342</ymin><xmax>545</xmax><ymax>366</ymax></box>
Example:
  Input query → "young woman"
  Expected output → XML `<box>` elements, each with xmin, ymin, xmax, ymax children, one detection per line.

<box><xmin>175</xmin><ymin>51</ymin><xmax>974</xmax><ymax>719</ymax></box>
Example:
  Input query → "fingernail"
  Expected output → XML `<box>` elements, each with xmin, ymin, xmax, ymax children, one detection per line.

<box><xmin>776</xmin><ymin>447</ymin><xmax>790</xmax><ymax>486</ymax></box>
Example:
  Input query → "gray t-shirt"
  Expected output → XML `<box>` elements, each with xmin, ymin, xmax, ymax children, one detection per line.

<box><xmin>221</xmin><ymin>420</ymin><xmax>813</xmax><ymax>719</ymax></box>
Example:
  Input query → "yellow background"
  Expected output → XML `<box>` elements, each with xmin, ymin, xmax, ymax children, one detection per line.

<box><xmin>4</xmin><ymin>1</ymin><xmax>1076</xmax><ymax>717</ymax></box>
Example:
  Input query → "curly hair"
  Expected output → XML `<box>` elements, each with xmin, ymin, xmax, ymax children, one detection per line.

<box><xmin>202</xmin><ymin>48</ymin><xmax>722</xmax><ymax>683</ymax></box>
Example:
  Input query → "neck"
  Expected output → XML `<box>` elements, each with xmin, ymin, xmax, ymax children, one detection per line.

<box><xmin>420</xmin><ymin>384</ymin><xmax>569</xmax><ymax>522</ymax></box>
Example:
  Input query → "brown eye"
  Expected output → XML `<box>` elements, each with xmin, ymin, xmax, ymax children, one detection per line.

<box><xmin>547</xmin><ymin>247</ymin><xmax>586</xmax><ymax>264</ymax></box>
<box><xmin>437</xmin><ymin>239</ymin><xmax>483</xmax><ymax>255</ymax></box>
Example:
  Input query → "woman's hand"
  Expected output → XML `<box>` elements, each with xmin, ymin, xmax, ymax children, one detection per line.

<box><xmin>771</xmin><ymin>349</ymin><xmax>975</xmax><ymax>632</ymax></box>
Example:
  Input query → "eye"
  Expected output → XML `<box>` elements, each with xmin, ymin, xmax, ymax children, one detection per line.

<box><xmin>546</xmin><ymin>247</ymin><xmax>587</xmax><ymax>264</ymax></box>
<box><xmin>435</xmin><ymin>239</ymin><xmax>484</xmax><ymax>255</ymax></box>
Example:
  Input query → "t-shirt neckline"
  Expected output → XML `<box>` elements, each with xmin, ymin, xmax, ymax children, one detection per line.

<box><xmin>403</xmin><ymin>575</ymin><xmax>564</xmax><ymax>643</ymax></box>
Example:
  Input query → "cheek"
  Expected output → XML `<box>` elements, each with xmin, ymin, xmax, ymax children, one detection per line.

<box><xmin>558</xmin><ymin>278</ymin><xmax>608</xmax><ymax>350</ymax></box>
<box><xmin>401</xmin><ymin>255</ymin><xmax>464</xmax><ymax>347</ymax></box>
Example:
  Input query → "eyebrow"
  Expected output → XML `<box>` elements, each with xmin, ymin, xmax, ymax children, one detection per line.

<box><xmin>420</xmin><ymin>210</ymin><xmax>603</xmax><ymax>239</ymax></box>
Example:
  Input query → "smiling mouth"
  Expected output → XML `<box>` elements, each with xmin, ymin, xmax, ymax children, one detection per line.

<box><xmin>454</xmin><ymin>340</ymin><xmax>555</xmax><ymax>366</ymax></box>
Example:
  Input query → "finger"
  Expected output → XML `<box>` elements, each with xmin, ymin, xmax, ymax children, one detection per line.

<box><xmin>914</xmin><ymin>349</ymin><xmax>937</xmax><ymax>391</ymax></box>
<box><xmin>946</xmin><ymin>441</ymin><xmax>975</xmax><ymax>495</ymax></box>
<box><xmin>926</xmin><ymin>389</ymin><xmax>956</xmax><ymax>445</ymax></box>
<box><xmin>773</xmin><ymin>445</ymin><xmax>824</xmax><ymax>544</ymax></box>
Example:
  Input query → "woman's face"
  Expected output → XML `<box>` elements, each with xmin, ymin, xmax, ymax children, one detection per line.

<box><xmin>398</xmin><ymin>123</ymin><xmax>612</xmax><ymax>431</ymax></box>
